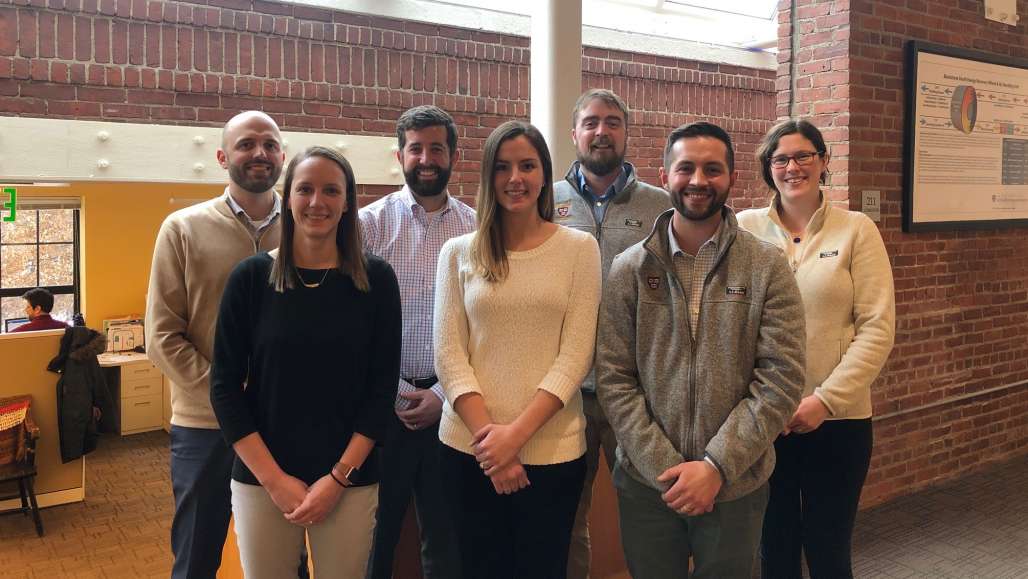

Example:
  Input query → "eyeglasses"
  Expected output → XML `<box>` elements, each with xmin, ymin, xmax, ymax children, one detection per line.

<box><xmin>769</xmin><ymin>151</ymin><xmax>822</xmax><ymax>169</ymax></box>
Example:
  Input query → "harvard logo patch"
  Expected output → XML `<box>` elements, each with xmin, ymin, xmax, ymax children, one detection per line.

<box><xmin>555</xmin><ymin>201</ymin><xmax>572</xmax><ymax>219</ymax></box>
<box><xmin>726</xmin><ymin>286</ymin><xmax>747</xmax><ymax>296</ymax></box>
<box><xmin>647</xmin><ymin>276</ymin><xmax>661</xmax><ymax>290</ymax></box>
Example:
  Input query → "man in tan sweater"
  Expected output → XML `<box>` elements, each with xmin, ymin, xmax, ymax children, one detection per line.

<box><xmin>145</xmin><ymin>111</ymin><xmax>284</xmax><ymax>579</ymax></box>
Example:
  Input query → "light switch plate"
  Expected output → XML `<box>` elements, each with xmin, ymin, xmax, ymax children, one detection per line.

<box><xmin>862</xmin><ymin>190</ymin><xmax>881</xmax><ymax>222</ymax></box>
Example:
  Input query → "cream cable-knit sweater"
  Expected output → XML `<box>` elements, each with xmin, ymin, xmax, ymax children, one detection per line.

<box><xmin>433</xmin><ymin>225</ymin><xmax>601</xmax><ymax>465</ymax></box>
<box><xmin>737</xmin><ymin>197</ymin><xmax>895</xmax><ymax>420</ymax></box>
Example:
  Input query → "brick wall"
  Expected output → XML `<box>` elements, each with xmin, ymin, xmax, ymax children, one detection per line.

<box><xmin>0</xmin><ymin>0</ymin><xmax>776</xmax><ymax>207</ymax></box>
<box><xmin>779</xmin><ymin>0</ymin><xmax>1028</xmax><ymax>507</ymax></box>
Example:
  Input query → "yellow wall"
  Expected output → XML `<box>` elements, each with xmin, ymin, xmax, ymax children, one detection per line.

<box><xmin>74</xmin><ymin>182</ymin><xmax>223</xmax><ymax>324</ymax></box>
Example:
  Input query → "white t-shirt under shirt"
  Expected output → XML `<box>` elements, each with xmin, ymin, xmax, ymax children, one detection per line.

<box><xmin>433</xmin><ymin>225</ymin><xmax>602</xmax><ymax>465</ymax></box>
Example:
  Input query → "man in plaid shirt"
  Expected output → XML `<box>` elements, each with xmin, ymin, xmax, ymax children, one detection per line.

<box><xmin>360</xmin><ymin>105</ymin><xmax>476</xmax><ymax>579</ymax></box>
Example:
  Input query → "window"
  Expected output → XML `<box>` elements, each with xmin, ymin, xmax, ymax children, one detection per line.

<box><xmin>0</xmin><ymin>197</ymin><xmax>81</xmax><ymax>331</ymax></box>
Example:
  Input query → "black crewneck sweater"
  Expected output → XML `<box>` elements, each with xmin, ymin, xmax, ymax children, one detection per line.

<box><xmin>211</xmin><ymin>252</ymin><xmax>401</xmax><ymax>486</ymax></box>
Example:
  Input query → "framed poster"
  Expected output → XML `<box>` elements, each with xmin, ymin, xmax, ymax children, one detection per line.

<box><xmin>903</xmin><ymin>41</ymin><xmax>1028</xmax><ymax>232</ymax></box>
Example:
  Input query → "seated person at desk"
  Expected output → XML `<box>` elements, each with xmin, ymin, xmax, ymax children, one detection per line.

<box><xmin>10</xmin><ymin>288</ymin><xmax>69</xmax><ymax>333</ymax></box>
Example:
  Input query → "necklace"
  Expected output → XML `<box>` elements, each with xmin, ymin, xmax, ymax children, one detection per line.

<box><xmin>294</xmin><ymin>265</ymin><xmax>331</xmax><ymax>288</ymax></box>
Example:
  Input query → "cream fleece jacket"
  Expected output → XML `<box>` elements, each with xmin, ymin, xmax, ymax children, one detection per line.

<box><xmin>433</xmin><ymin>226</ymin><xmax>601</xmax><ymax>465</ymax></box>
<box><xmin>145</xmin><ymin>192</ymin><xmax>280</xmax><ymax>429</ymax></box>
<box><xmin>737</xmin><ymin>197</ymin><xmax>895</xmax><ymax>419</ymax></box>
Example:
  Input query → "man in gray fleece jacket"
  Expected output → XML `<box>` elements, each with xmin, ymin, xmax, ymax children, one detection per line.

<box><xmin>597</xmin><ymin>122</ymin><xmax>805</xmax><ymax>578</ymax></box>
<box><xmin>553</xmin><ymin>88</ymin><xmax>671</xmax><ymax>579</ymax></box>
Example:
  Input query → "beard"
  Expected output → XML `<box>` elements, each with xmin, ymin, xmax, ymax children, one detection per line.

<box><xmin>404</xmin><ymin>163</ymin><xmax>452</xmax><ymax>198</ymax></box>
<box><xmin>577</xmin><ymin>138</ymin><xmax>625</xmax><ymax>177</ymax></box>
<box><xmin>229</xmin><ymin>160</ymin><xmax>282</xmax><ymax>194</ymax></box>
<box><xmin>671</xmin><ymin>184</ymin><xmax>729</xmax><ymax>222</ymax></box>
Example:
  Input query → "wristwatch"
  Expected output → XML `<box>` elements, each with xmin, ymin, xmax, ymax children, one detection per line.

<box><xmin>331</xmin><ymin>462</ymin><xmax>358</xmax><ymax>487</ymax></box>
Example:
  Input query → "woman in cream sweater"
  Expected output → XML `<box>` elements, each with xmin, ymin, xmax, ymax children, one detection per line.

<box><xmin>433</xmin><ymin>120</ymin><xmax>601</xmax><ymax>578</ymax></box>
<box><xmin>737</xmin><ymin>119</ymin><xmax>895</xmax><ymax>579</ymax></box>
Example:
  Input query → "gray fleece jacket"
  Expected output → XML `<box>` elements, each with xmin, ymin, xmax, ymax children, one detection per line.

<box><xmin>554</xmin><ymin>162</ymin><xmax>671</xmax><ymax>392</ymax></box>
<box><xmin>596</xmin><ymin>207</ymin><xmax>806</xmax><ymax>501</ymax></box>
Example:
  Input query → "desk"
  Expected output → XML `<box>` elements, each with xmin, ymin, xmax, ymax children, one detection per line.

<box><xmin>98</xmin><ymin>351</ymin><xmax>168</xmax><ymax>435</ymax></box>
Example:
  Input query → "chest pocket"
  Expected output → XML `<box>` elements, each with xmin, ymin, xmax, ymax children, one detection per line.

<box><xmin>601</xmin><ymin>221</ymin><xmax>647</xmax><ymax>255</ymax></box>
<box><xmin>704</xmin><ymin>278</ymin><xmax>757</xmax><ymax>308</ymax></box>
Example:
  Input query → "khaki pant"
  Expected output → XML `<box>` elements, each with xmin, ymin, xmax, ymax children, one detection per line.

<box><xmin>230</xmin><ymin>479</ymin><xmax>378</xmax><ymax>579</ymax></box>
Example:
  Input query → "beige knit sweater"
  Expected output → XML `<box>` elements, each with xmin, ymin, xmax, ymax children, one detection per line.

<box><xmin>433</xmin><ymin>226</ymin><xmax>601</xmax><ymax>465</ymax></box>
<box><xmin>145</xmin><ymin>192</ymin><xmax>280</xmax><ymax>429</ymax></box>
<box><xmin>737</xmin><ymin>197</ymin><xmax>895</xmax><ymax>419</ymax></box>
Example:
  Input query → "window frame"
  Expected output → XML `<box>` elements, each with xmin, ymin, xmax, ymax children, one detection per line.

<box><xmin>0</xmin><ymin>207</ymin><xmax>81</xmax><ymax>325</ymax></box>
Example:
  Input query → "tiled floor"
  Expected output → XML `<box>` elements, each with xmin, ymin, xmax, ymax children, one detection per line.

<box><xmin>852</xmin><ymin>457</ymin><xmax>1028</xmax><ymax>579</ymax></box>
<box><xmin>0</xmin><ymin>431</ymin><xmax>1025</xmax><ymax>578</ymax></box>
<box><xmin>0</xmin><ymin>431</ymin><xmax>173</xmax><ymax>579</ymax></box>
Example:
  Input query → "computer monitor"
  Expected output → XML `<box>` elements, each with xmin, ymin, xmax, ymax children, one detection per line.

<box><xmin>4</xmin><ymin>318</ymin><xmax>29</xmax><ymax>332</ymax></box>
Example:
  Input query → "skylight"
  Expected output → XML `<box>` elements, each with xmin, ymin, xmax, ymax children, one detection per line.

<box><xmin>664</xmin><ymin>0</ymin><xmax>778</xmax><ymax>20</ymax></box>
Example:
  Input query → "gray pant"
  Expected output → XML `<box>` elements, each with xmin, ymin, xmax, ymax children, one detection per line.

<box><xmin>614</xmin><ymin>464</ymin><xmax>768</xmax><ymax>579</ymax></box>
<box><xmin>568</xmin><ymin>392</ymin><xmax>618</xmax><ymax>579</ymax></box>
<box><xmin>231</xmin><ymin>480</ymin><xmax>378</xmax><ymax>579</ymax></box>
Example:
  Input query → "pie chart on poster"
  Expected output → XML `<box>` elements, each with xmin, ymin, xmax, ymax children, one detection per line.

<box><xmin>950</xmin><ymin>85</ymin><xmax>977</xmax><ymax>134</ymax></box>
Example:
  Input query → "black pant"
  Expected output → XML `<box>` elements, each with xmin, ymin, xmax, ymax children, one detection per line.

<box><xmin>760</xmin><ymin>418</ymin><xmax>873</xmax><ymax>579</ymax></box>
<box><xmin>367</xmin><ymin>415</ymin><xmax>461</xmax><ymax>579</ymax></box>
<box><xmin>441</xmin><ymin>445</ymin><xmax>586</xmax><ymax>579</ymax></box>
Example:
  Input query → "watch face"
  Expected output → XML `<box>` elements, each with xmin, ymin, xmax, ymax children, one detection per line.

<box><xmin>334</xmin><ymin>462</ymin><xmax>357</xmax><ymax>485</ymax></box>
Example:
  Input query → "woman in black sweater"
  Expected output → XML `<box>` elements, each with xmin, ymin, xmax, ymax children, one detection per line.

<box><xmin>211</xmin><ymin>146</ymin><xmax>401</xmax><ymax>578</ymax></box>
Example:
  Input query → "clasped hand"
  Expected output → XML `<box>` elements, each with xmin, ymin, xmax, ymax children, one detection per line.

<box><xmin>266</xmin><ymin>472</ymin><xmax>344</xmax><ymax>527</ymax></box>
<box><xmin>396</xmin><ymin>389</ymin><xmax>443</xmax><ymax>431</ymax></box>
<box><xmin>472</xmin><ymin>423</ymin><xmax>531</xmax><ymax>495</ymax></box>
<box><xmin>657</xmin><ymin>460</ymin><xmax>722</xmax><ymax>517</ymax></box>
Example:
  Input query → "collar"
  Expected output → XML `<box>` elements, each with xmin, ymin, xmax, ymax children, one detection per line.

<box><xmin>225</xmin><ymin>188</ymin><xmax>282</xmax><ymax>225</ymax></box>
<box><xmin>768</xmin><ymin>192</ymin><xmax>829</xmax><ymax>236</ymax></box>
<box><xmin>667</xmin><ymin>214</ymin><xmax>725</xmax><ymax>258</ymax></box>
<box><xmin>643</xmin><ymin>207</ymin><xmax>739</xmax><ymax>271</ymax></box>
<box><xmin>400</xmin><ymin>185</ymin><xmax>454</xmax><ymax>215</ymax></box>
<box><xmin>575</xmin><ymin>162</ymin><xmax>631</xmax><ymax>202</ymax></box>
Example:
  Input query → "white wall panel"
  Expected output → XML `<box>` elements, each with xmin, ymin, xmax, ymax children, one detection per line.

<box><xmin>0</xmin><ymin>117</ymin><xmax>401</xmax><ymax>186</ymax></box>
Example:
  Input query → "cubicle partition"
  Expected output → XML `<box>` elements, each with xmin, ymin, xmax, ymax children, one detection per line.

<box><xmin>0</xmin><ymin>329</ymin><xmax>85</xmax><ymax>510</ymax></box>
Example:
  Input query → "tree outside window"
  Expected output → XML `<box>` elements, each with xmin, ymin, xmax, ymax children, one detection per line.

<box><xmin>0</xmin><ymin>208</ymin><xmax>80</xmax><ymax>331</ymax></box>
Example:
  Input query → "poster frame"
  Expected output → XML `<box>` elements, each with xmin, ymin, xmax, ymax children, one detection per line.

<box><xmin>903</xmin><ymin>40</ymin><xmax>1028</xmax><ymax>232</ymax></box>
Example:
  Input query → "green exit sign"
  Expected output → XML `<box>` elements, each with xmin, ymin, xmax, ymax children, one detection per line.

<box><xmin>1</xmin><ymin>187</ymin><xmax>14</xmax><ymax>222</ymax></box>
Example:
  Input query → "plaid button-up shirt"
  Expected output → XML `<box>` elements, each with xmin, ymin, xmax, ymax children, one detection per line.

<box><xmin>667</xmin><ymin>217</ymin><xmax>724</xmax><ymax>340</ymax></box>
<box><xmin>359</xmin><ymin>186</ymin><xmax>477</xmax><ymax>407</ymax></box>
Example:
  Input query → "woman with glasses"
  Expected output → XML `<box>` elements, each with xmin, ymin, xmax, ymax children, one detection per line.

<box><xmin>433</xmin><ymin>120</ymin><xmax>601</xmax><ymax>578</ymax></box>
<box><xmin>210</xmin><ymin>146</ymin><xmax>401</xmax><ymax>578</ymax></box>
<box><xmin>737</xmin><ymin>119</ymin><xmax>895</xmax><ymax>579</ymax></box>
